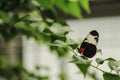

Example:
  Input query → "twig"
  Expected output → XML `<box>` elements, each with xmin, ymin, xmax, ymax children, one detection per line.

<box><xmin>90</xmin><ymin>64</ymin><xmax>106</xmax><ymax>73</ymax></box>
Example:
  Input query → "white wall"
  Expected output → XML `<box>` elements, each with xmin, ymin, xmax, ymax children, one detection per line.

<box><xmin>23</xmin><ymin>16</ymin><xmax>120</xmax><ymax>80</ymax></box>
<box><xmin>67</xmin><ymin>16</ymin><xmax>120</xmax><ymax>60</ymax></box>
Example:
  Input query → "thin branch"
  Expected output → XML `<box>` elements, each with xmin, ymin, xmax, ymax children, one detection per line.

<box><xmin>69</xmin><ymin>47</ymin><xmax>106</xmax><ymax>73</ymax></box>
<box><xmin>90</xmin><ymin>64</ymin><xmax>106</xmax><ymax>73</ymax></box>
<box><xmin>69</xmin><ymin>46</ymin><xmax>120</xmax><ymax>76</ymax></box>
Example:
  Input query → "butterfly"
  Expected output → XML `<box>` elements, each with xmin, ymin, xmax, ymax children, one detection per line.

<box><xmin>77</xmin><ymin>30</ymin><xmax>99</xmax><ymax>58</ymax></box>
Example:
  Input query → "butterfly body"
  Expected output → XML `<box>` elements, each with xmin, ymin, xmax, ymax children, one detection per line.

<box><xmin>78</xmin><ymin>30</ymin><xmax>99</xmax><ymax>58</ymax></box>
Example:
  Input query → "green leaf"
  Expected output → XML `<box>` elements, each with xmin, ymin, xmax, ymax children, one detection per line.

<box><xmin>71</xmin><ymin>55</ymin><xmax>91</xmax><ymax>64</ymax></box>
<box><xmin>59</xmin><ymin>68</ymin><xmax>68</xmax><ymax>80</ymax></box>
<box><xmin>0</xmin><ymin>56</ymin><xmax>8</xmax><ymax>68</ymax></box>
<box><xmin>36</xmin><ymin>0</ymin><xmax>55</xmax><ymax>11</ymax></box>
<box><xmin>70</xmin><ymin>55</ymin><xmax>91</xmax><ymax>76</ymax></box>
<box><xmin>50</xmin><ymin>39</ymin><xmax>79</xmax><ymax>50</ymax></box>
<box><xmin>103</xmin><ymin>73</ymin><xmax>120</xmax><ymax>80</ymax></box>
<box><xmin>55</xmin><ymin>0</ymin><xmax>69</xmax><ymax>13</ymax></box>
<box><xmin>68</xmin><ymin>43</ymin><xmax>79</xmax><ymax>50</ymax></box>
<box><xmin>110</xmin><ymin>61</ymin><xmax>120</xmax><ymax>67</ymax></box>
<box><xmin>79</xmin><ymin>0</ymin><xmax>91</xmax><ymax>14</ymax></box>
<box><xmin>50</xmin><ymin>40</ymin><xmax>67</xmax><ymax>47</ymax></box>
<box><xmin>55</xmin><ymin>0</ymin><xmax>82</xmax><ymax>18</ymax></box>
<box><xmin>56</xmin><ymin>18</ymin><xmax>68</xmax><ymax>26</ymax></box>
<box><xmin>96</xmin><ymin>58</ymin><xmax>104</xmax><ymax>65</ymax></box>
<box><xmin>50</xmin><ymin>34</ymin><xmax>66</xmax><ymax>42</ymax></box>
<box><xmin>76</xmin><ymin>63</ymin><xmax>90</xmax><ymax>76</ymax></box>
<box><xmin>41</xmin><ymin>9</ymin><xmax>56</xmax><ymax>20</ymax></box>
<box><xmin>88</xmin><ymin>72</ymin><xmax>99</xmax><ymax>80</ymax></box>
<box><xmin>106</xmin><ymin>58</ymin><xmax>120</xmax><ymax>74</ymax></box>
<box><xmin>35</xmin><ymin>66</ymin><xmax>41</xmax><ymax>70</ymax></box>
<box><xmin>68</xmin><ymin>1</ymin><xmax>82</xmax><ymax>18</ymax></box>
<box><xmin>50</xmin><ymin>46</ymin><xmax>69</xmax><ymax>57</ymax></box>
<box><xmin>0</xmin><ymin>0</ymin><xmax>21</xmax><ymax>11</ymax></box>
<box><xmin>50</xmin><ymin>23</ymin><xmax>71</xmax><ymax>36</ymax></box>
<box><xmin>108</xmin><ymin>61</ymin><xmax>115</xmax><ymax>70</ymax></box>
<box><xmin>66</xmin><ymin>38</ymin><xmax>79</xmax><ymax>50</ymax></box>
<box><xmin>105</xmin><ymin>58</ymin><xmax>116</xmax><ymax>61</ymax></box>
<box><xmin>108</xmin><ymin>60</ymin><xmax>120</xmax><ymax>74</ymax></box>
<box><xmin>0</xmin><ymin>11</ymin><xmax>10</xmax><ymax>23</ymax></box>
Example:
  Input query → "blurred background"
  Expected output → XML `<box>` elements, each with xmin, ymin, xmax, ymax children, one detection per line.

<box><xmin>0</xmin><ymin>0</ymin><xmax>120</xmax><ymax>80</ymax></box>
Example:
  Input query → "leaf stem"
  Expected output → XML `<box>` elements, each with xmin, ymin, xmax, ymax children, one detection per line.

<box><xmin>96</xmin><ymin>64</ymin><xmax>99</xmax><ymax>68</ymax></box>
<box><xmin>67</xmin><ymin>46</ymin><xmax>79</xmax><ymax>57</ymax></box>
<box><xmin>90</xmin><ymin>64</ymin><xmax>106</xmax><ymax>73</ymax></box>
<box><xmin>69</xmin><ymin>47</ymin><xmax>115</xmax><ymax>75</ymax></box>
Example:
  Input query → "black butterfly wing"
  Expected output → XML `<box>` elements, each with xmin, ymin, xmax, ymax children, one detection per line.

<box><xmin>78</xmin><ymin>42</ymin><xmax>97</xmax><ymax>58</ymax></box>
<box><xmin>78</xmin><ymin>30</ymin><xmax>99</xmax><ymax>58</ymax></box>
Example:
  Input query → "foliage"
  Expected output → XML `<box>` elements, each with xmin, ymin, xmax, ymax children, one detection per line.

<box><xmin>0</xmin><ymin>0</ymin><xmax>90</xmax><ymax>42</ymax></box>
<box><xmin>53</xmin><ymin>40</ymin><xmax>120</xmax><ymax>80</ymax></box>
<box><xmin>0</xmin><ymin>0</ymin><xmax>90</xmax><ymax>56</ymax></box>
<box><xmin>59</xmin><ymin>67</ymin><xmax>68</xmax><ymax>80</ymax></box>
<box><xmin>70</xmin><ymin>52</ymin><xmax>120</xmax><ymax>80</ymax></box>
<box><xmin>1</xmin><ymin>0</ymin><xmax>120</xmax><ymax>80</ymax></box>
<box><xmin>0</xmin><ymin>0</ymin><xmax>91</xmax><ymax>80</ymax></box>
<box><xmin>103</xmin><ymin>73</ymin><xmax>120</xmax><ymax>80</ymax></box>
<box><xmin>0</xmin><ymin>56</ymin><xmax>49</xmax><ymax>80</ymax></box>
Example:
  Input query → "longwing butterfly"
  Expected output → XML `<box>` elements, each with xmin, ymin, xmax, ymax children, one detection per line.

<box><xmin>77</xmin><ymin>30</ymin><xmax>99</xmax><ymax>58</ymax></box>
